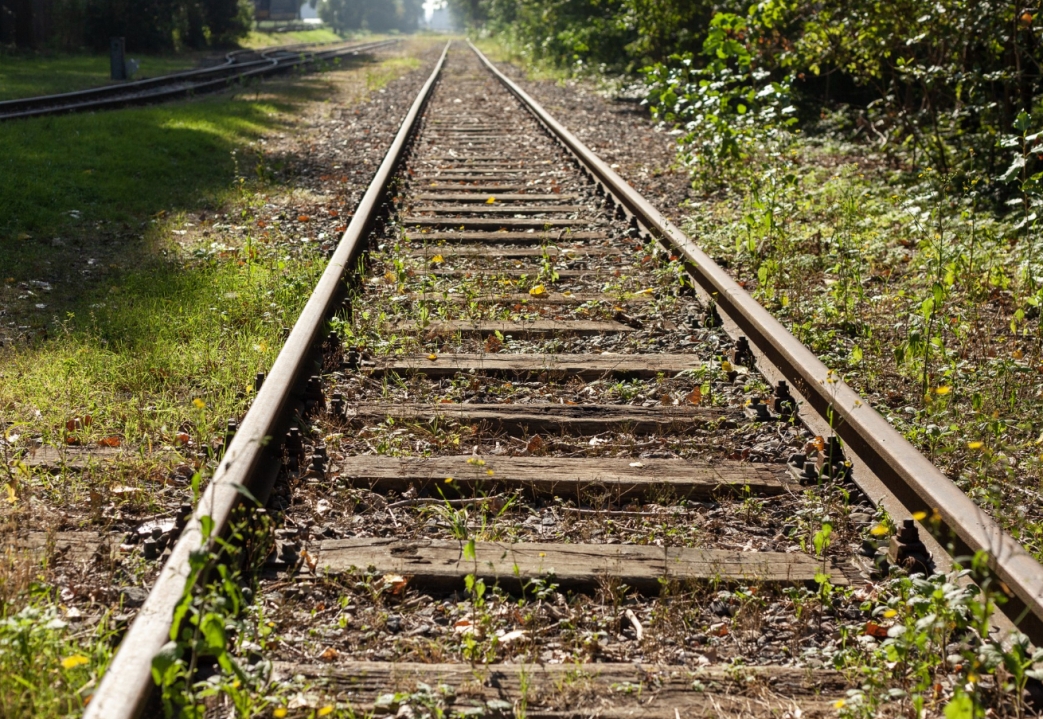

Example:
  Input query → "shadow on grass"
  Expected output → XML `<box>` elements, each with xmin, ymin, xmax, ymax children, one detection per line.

<box><xmin>0</xmin><ymin>62</ymin><xmax>372</xmax><ymax>297</ymax></box>
<box><xmin>0</xmin><ymin>50</ymin><xmax>410</xmax><ymax>444</ymax></box>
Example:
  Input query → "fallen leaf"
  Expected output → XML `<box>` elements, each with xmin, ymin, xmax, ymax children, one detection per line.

<box><xmin>526</xmin><ymin>435</ymin><xmax>543</xmax><ymax>453</ymax></box>
<box><xmin>175</xmin><ymin>432</ymin><xmax>190</xmax><ymax>445</ymax></box>
<box><xmin>383</xmin><ymin>573</ymin><xmax>409</xmax><ymax>595</ymax></box>
<box><xmin>427</xmin><ymin>353</ymin><xmax>438</xmax><ymax>361</ymax></box>
<box><xmin>298</xmin><ymin>215</ymin><xmax>310</xmax><ymax>223</ymax></box>
<box><xmin>98</xmin><ymin>436</ymin><xmax>121</xmax><ymax>448</ymax></box>
<box><xmin>65</xmin><ymin>436</ymin><xmax>81</xmax><ymax>446</ymax></box>
<box><xmin>497</xmin><ymin>629</ymin><xmax>528</xmax><ymax>645</ymax></box>
<box><xmin>687</xmin><ymin>387</ymin><xmax>702</xmax><ymax>405</ymax></box>
<box><xmin>454</xmin><ymin>619</ymin><xmax>476</xmax><ymax>634</ymax></box>
<box><xmin>4</xmin><ymin>484</ymin><xmax>16</xmax><ymax>504</ymax></box>
<box><xmin>967</xmin><ymin>441</ymin><xmax>984</xmax><ymax>450</ymax></box>
<box><xmin>319</xmin><ymin>647</ymin><xmax>338</xmax><ymax>661</ymax></box>
<box><xmin>864</xmin><ymin>621</ymin><xmax>889</xmax><ymax>638</ymax></box>
<box><xmin>486</xmin><ymin>196</ymin><xmax>496</xmax><ymax>204</ymax></box>
<box><xmin>329</xmin><ymin>210</ymin><xmax>339</xmax><ymax>218</ymax></box>
<box><xmin>811</xmin><ymin>435</ymin><xmax>826</xmax><ymax>452</ymax></box>
<box><xmin>484</xmin><ymin>334</ymin><xmax>503</xmax><ymax>353</ymax></box>
<box><xmin>529</xmin><ymin>284</ymin><xmax>546</xmax><ymax>296</ymax></box>
<box><xmin>431</xmin><ymin>254</ymin><xmax>444</xmax><ymax>264</ymax></box>
<box><xmin>934</xmin><ymin>386</ymin><xmax>951</xmax><ymax>395</ymax></box>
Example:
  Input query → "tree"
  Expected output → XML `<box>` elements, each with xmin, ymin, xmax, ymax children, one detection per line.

<box><xmin>316</xmin><ymin>0</ymin><xmax>422</xmax><ymax>34</ymax></box>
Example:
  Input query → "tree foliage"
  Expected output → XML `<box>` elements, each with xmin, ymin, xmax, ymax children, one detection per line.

<box><xmin>315</xmin><ymin>0</ymin><xmax>423</xmax><ymax>34</ymax></box>
<box><xmin>0</xmin><ymin>0</ymin><xmax>253</xmax><ymax>51</ymax></box>
<box><xmin>465</xmin><ymin>0</ymin><xmax>1043</xmax><ymax>202</ymax></box>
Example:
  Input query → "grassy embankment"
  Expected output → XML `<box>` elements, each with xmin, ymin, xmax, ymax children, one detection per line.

<box><xmin>0</xmin><ymin>47</ymin><xmax>423</xmax><ymax>718</ymax></box>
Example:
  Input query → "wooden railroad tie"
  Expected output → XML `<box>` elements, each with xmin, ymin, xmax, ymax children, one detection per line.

<box><xmin>370</xmin><ymin>353</ymin><xmax>702</xmax><ymax>379</ymax></box>
<box><xmin>335</xmin><ymin>455</ymin><xmax>789</xmax><ymax>499</ymax></box>
<box><xmin>310</xmin><ymin>538</ymin><xmax>849</xmax><ymax>590</ymax></box>
<box><xmin>345</xmin><ymin>402</ymin><xmax>737</xmax><ymax>433</ymax></box>
<box><xmin>272</xmin><ymin>661</ymin><xmax>848</xmax><ymax>718</ymax></box>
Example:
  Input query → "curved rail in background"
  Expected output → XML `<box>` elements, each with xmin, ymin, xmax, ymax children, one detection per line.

<box><xmin>0</xmin><ymin>39</ymin><xmax>400</xmax><ymax>121</ymax></box>
<box><xmin>80</xmin><ymin>40</ymin><xmax>450</xmax><ymax>719</ymax></box>
<box><xmin>466</xmin><ymin>40</ymin><xmax>1043</xmax><ymax>642</ymax></box>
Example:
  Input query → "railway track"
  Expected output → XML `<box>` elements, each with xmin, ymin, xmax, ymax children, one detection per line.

<box><xmin>82</xmin><ymin>41</ymin><xmax>1043</xmax><ymax>718</ymax></box>
<box><xmin>0</xmin><ymin>39</ymin><xmax>398</xmax><ymax>121</ymax></box>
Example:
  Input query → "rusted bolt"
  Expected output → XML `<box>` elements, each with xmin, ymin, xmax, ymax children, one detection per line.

<box><xmin>772</xmin><ymin>381</ymin><xmax>795</xmax><ymax>416</ymax></box>
<box><xmin>731</xmin><ymin>336</ymin><xmax>754</xmax><ymax>367</ymax></box>
<box><xmin>285</xmin><ymin>426</ymin><xmax>304</xmax><ymax>458</ymax></box>
<box><xmin>224</xmin><ymin>418</ymin><xmax>238</xmax><ymax>448</ymax></box>
<box><xmin>330</xmin><ymin>392</ymin><xmax>344</xmax><ymax>417</ymax></box>
<box><xmin>305</xmin><ymin>375</ymin><xmax>325</xmax><ymax>412</ymax></box>
<box><xmin>747</xmin><ymin>397</ymin><xmax>771</xmax><ymax>421</ymax></box>
<box><xmin>887</xmin><ymin>519</ymin><xmax>934</xmax><ymax>575</ymax></box>
<box><xmin>703</xmin><ymin>304</ymin><xmax>722</xmax><ymax>328</ymax></box>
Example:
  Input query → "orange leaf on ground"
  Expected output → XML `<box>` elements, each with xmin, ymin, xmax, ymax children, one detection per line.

<box><xmin>298</xmin><ymin>215</ymin><xmax>310</xmax><ymax>222</ymax></box>
<box><xmin>864</xmin><ymin>621</ymin><xmax>889</xmax><ymax>638</ymax></box>
<box><xmin>688</xmin><ymin>387</ymin><xmax>702</xmax><ymax>405</ymax></box>
<box><xmin>98</xmin><ymin>436</ymin><xmax>121</xmax><ymax>448</ymax></box>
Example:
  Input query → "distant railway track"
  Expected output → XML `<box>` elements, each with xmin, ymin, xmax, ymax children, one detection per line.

<box><xmin>81</xmin><ymin>40</ymin><xmax>1043</xmax><ymax>717</ymax></box>
<box><xmin>0</xmin><ymin>39</ymin><xmax>399</xmax><ymax>121</ymax></box>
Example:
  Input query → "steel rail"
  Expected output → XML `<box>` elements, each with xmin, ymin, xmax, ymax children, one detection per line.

<box><xmin>0</xmin><ymin>39</ymin><xmax>399</xmax><ymax>121</ymax></box>
<box><xmin>469</xmin><ymin>40</ymin><xmax>1043</xmax><ymax>642</ymax></box>
<box><xmin>81</xmin><ymin>41</ymin><xmax>450</xmax><ymax>719</ymax></box>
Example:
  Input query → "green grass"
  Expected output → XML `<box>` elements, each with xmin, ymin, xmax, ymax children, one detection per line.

<box><xmin>0</xmin><ymin>61</ymin><xmax>395</xmax><ymax>464</ymax></box>
<box><xmin>0</xmin><ymin>52</ymin><xmax>203</xmax><ymax>101</ymax></box>
<box><xmin>1</xmin><ymin>89</ymin><xmax>290</xmax><ymax>240</ymax></box>
<box><xmin>240</xmin><ymin>27</ymin><xmax>345</xmax><ymax>48</ymax></box>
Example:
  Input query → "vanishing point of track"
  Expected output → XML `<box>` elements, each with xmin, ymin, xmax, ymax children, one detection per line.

<box><xmin>83</xmin><ymin>41</ymin><xmax>1043</xmax><ymax>718</ymax></box>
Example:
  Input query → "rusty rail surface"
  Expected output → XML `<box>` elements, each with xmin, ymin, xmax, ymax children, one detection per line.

<box><xmin>0</xmin><ymin>39</ymin><xmax>399</xmax><ymax>121</ymax></box>
<box><xmin>81</xmin><ymin>40</ymin><xmax>450</xmax><ymax>719</ymax></box>
<box><xmin>468</xmin><ymin>39</ymin><xmax>1043</xmax><ymax>641</ymax></box>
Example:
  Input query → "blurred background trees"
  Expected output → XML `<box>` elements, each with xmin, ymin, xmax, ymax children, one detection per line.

<box><xmin>0</xmin><ymin>0</ymin><xmax>254</xmax><ymax>51</ymax></box>
<box><xmin>312</xmin><ymin>0</ymin><xmax>423</xmax><ymax>34</ymax></box>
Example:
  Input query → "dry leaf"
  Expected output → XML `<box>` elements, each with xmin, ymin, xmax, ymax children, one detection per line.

<box><xmin>484</xmin><ymin>334</ymin><xmax>503</xmax><ymax>353</ymax></box>
<box><xmin>98</xmin><ymin>436</ymin><xmax>121</xmax><ymax>448</ymax></box>
<box><xmin>497</xmin><ymin>629</ymin><xmax>528</xmax><ymax>645</ymax></box>
<box><xmin>319</xmin><ymin>646</ymin><xmax>339</xmax><ymax>661</ymax></box>
<box><xmin>383</xmin><ymin>573</ymin><xmax>410</xmax><ymax>595</ymax></box>
<box><xmin>529</xmin><ymin>284</ymin><xmax>546</xmax><ymax>296</ymax></box>
<box><xmin>526</xmin><ymin>435</ymin><xmax>543</xmax><ymax>453</ymax></box>
<box><xmin>298</xmin><ymin>215</ymin><xmax>310</xmax><ymax>223</ymax></box>
<box><xmin>486</xmin><ymin>196</ymin><xmax>496</xmax><ymax>204</ymax></box>
<box><xmin>811</xmin><ymin>435</ymin><xmax>826</xmax><ymax>452</ymax></box>
<box><xmin>864</xmin><ymin>621</ymin><xmax>888</xmax><ymax>638</ymax></box>
<box><xmin>687</xmin><ymin>387</ymin><xmax>702</xmax><ymax>405</ymax></box>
